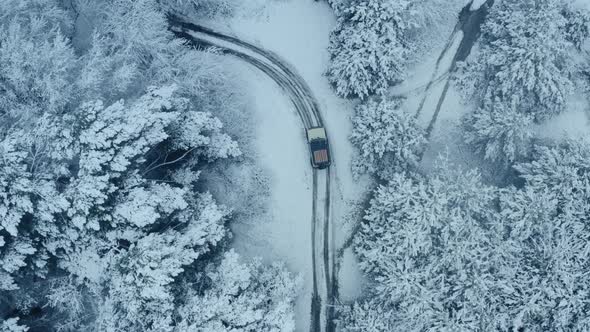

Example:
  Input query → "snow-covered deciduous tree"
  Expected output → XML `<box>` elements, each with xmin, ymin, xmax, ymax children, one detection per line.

<box><xmin>350</xmin><ymin>98</ymin><xmax>425</xmax><ymax>179</ymax></box>
<box><xmin>0</xmin><ymin>318</ymin><xmax>28</xmax><ymax>332</ymax></box>
<box><xmin>563</xmin><ymin>2</ymin><xmax>590</xmax><ymax>51</ymax></box>
<box><xmin>514</xmin><ymin>137</ymin><xmax>590</xmax><ymax>202</ymax></box>
<box><xmin>0</xmin><ymin>1</ymin><xmax>299</xmax><ymax>330</ymax></box>
<box><xmin>77</xmin><ymin>32</ymin><xmax>140</xmax><ymax>101</ymax></box>
<box><xmin>175</xmin><ymin>250</ymin><xmax>299</xmax><ymax>332</ymax></box>
<box><xmin>74</xmin><ymin>0</ymin><xmax>230</xmax><ymax>104</ymax></box>
<box><xmin>100</xmin><ymin>0</ymin><xmax>182</xmax><ymax>69</ymax></box>
<box><xmin>0</xmin><ymin>0</ymin><xmax>71</xmax><ymax>36</ymax></box>
<box><xmin>169</xmin><ymin>110</ymin><xmax>242</xmax><ymax>161</ymax></box>
<box><xmin>44</xmin><ymin>276</ymin><xmax>88</xmax><ymax>331</ymax></box>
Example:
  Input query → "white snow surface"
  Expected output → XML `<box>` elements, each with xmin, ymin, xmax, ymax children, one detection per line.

<box><xmin>235</xmin><ymin>62</ymin><xmax>314</xmax><ymax>328</ymax></box>
<box><xmin>535</xmin><ymin>95</ymin><xmax>590</xmax><ymax>140</ymax></box>
<box><xmin>338</xmin><ymin>247</ymin><xmax>365</xmax><ymax>302</ymax></box>
<box><xmin>386</xmin><ymin>0</ymin><xmax>476</xmax><ymax>171</ymax></box>
<box><xmin>198</xmin><ymin>1</ymin><xmax>368</xmax><ymax>330</ymax></box>
<box><xmin>574</xmin><ymin>0</ymin><xmax>590</xmax><ymax>10</ymax></box>
<box><xmin>399</xmin><ymin>0</ymin><xmax>590</xmax><ymax>173</ymax></box>
<box><xmin>414</xmin><ymin>32</ymin><xmax>463</xmax><ymax>128</ymax></box>
<box><xmin>470</xmin><ymin>0</ymin><xmax>487</xmax><ymax>11</ymax></box>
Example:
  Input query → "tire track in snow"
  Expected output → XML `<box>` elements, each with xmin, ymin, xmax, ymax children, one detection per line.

<box><xmin>333</xmin><ymin>0</ymin><xmax>495</xmax><ymax>279</ymax></box>
<box><xmin>413</xmin><ymin>24</ymin><xmax>462</xmax><ymax>119</ymax></box>
<box><xmin>423</xmin><ymin>0</ymin><xmax>493</xmax><ymax>141</ymax></box>
<box><xmin>172</xmin><ymin>20</ymin><xmax>324</xmax><ymax>127</ymax></box>
<box><xmin>169</xmin><ymin>18</ymin><xmax>336</xmax><ymax>332</ymax></box>
<box><xmin>311</xmin><ymin>170</ymin><xmax>321</xmax><ymax>332</ymax></box>
<box><xmin>323</xmin><ymin>167</ymin><xmax>335</xmax><ymax>332</ymax></box>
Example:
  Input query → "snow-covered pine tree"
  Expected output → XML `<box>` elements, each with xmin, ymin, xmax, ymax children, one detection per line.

<box><xmin>462</xmin><ymin>0</ymin><xmax>574</xmax><ymax>122</ymax></box>
<box><xmin>457</xmin><ymin>0</ymin><xmax>589</xmax><ymax>165</ymax></box>
<box><xmin>346</xmin><ymin>139</ymin><xmax>590</xmax><ymax>330</ymax></box>
<box><xmin>175</xmin><ymin>250</ymin><xmax>299</xmax><ymax>331</ymax></box>
<box><xmin>495</xmin><ymin>138</ymin><xmax>590</xmax><ymax>330</ymax></box>
<box><xmin>326</xmin><ymin>0</ymin><xmax>414</xmax><ymax>98</ymax></box>
<box><xmin>327</xmin><ymin>0</ymin><xmax>454</xmax><ymax>99</ymax></box>
<box><xmin>463</xmin><ymin>99</ymin><xmax>534</xmax><ymax>163</ymax></box>
<box><xmin>338</xmin><ymin>300</ymin><xmax>394</xmax><ymax>332</ymax></box>
<box><xmin>350</xmin><ymin>98</ymin><xmax>426</xmax><ymax>179</ymax></box>
<box><xmin>351</xmin><ymin>161</ymin><xmax>503</xmax><ymax>331</ymax></box>
<box><xmin>0</xmin><ymin>16</ymin><xmax>76</xmax><ymax>117</ymax></box>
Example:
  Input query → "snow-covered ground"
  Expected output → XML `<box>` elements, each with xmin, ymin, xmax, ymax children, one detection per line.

<box><xmin>407</xmin><ymin>32</ymin><xmax>464</xmax><ymax>127</ymax></box>
<box><xmin>470</xmin><ymin>0</ymin><xmax>487</xmax><ymax>10</ymax></box>
<box><xmin>232</xmin><ymin>60</ymin><xmax>314</xmax><ymax>328</ymax></box>
<box><xmin>535</xmin><ymin>95</ymin><xmax>590</xmax><ymax>140</ymax></box>
<box><xmin>196</xmin><ymin>1</ymin><xmax>369</xmax><ymax>330</ymax></box>
<box><xmin>398</xmin><ymin>0</ymin><xmax>590</xmax><ymax>173</ymax></box>
<box><xmin>338</xmin><ymin>247</ymin><xmax>365</xmax><ymax>302</ymax></box>
<box><xmin>386</xmin><ymin>5</ymin><xmax>469</xmax><ymax>170</ymax></box>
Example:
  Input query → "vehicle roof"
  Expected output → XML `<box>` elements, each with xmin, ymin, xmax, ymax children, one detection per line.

<box><xmin>307</xmin><ymin>127</ymin><xmax>326</xmax><ymax>141</ymax></box>
<box><xmin>310</xmin><ymin>139</ymin><xmax>327</xmax><ymax>150</ymax></box>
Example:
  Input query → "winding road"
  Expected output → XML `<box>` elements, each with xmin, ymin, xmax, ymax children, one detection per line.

<box><xmin>168</xmin><ymin>18</ymin><xmax>336</xmax><ymax>332</ymax></box>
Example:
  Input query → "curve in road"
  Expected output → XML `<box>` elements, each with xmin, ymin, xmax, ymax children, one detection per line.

<box><xmin>168</xmin><ymin>17</ymin><xmax>336</xmax><ymax>332</ymax></box>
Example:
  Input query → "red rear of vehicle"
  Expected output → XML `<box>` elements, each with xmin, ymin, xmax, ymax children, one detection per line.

<box><xmin>307</xmin><ymin>127</ymin><xmax>331</xmax><ymax>169</ymax></box>
<box><xmin>313</xmin><ymin>149</ymin><xmax>329</xmax><ymax>165</ymax></box>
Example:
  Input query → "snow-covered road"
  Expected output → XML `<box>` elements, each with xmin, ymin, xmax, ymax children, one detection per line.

<box><xmin>169</xmin><ymin>18</ymin><xmax>337</xmax><ymax>332</ymax></box>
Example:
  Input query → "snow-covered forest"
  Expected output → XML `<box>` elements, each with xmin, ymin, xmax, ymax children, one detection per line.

<box><xmin>330</xmin><ymin>0</ymin><xmax>590</xmax><ymax>330</ymax></box>
<box><xmin>4</xmin><ymin>0</ymin><xmax>590</xmax><ymax>331</ymax></box>
<box><xmin>0</xmin><ymin>1</ymin><xmax>298</xmax><ymax>331</ymax></box>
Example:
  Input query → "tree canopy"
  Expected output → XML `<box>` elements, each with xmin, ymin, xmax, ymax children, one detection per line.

<box><xmin>0</xmin><ymin>1</ymin><xmax>298</xmax><ymax>330</ymax></box>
